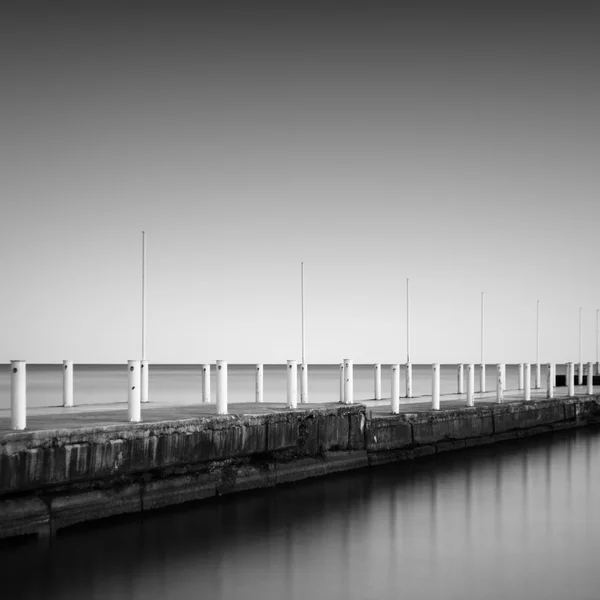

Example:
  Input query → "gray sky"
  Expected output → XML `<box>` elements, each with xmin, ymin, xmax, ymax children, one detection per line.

<box><xmin>1</xmin><ymin>1</ymin><xmax>599</xmax><ymax>364</ymax></box>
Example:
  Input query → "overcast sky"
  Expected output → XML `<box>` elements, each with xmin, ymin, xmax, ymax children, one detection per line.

<box><xmin>1</xmin><ymin>1</ymin><xmax>599</xmax><ymax>364</ymax></box>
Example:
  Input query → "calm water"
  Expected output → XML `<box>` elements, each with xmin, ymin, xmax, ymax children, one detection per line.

<box><xmin>1</xmin><ymin>426</ymin><xmax>599</xmax><ymax>599</ymax></box>
<box><xmin>0</xmin><ymin>363</ymin><xmax>568</xmax><ymax>410</ymax></box>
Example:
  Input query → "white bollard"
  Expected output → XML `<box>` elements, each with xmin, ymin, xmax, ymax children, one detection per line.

<box><xmin>202</xmin><ymin>364</ymin><xmax>211</xmax><ymax>403</ymax></box>
<box><xmin>578</xmin><ymin>362</ymin><xmax>584</xmax><ymax>386</ymax></box>
<box><xmin>466</xmin><ymin>363</ymin><xmax>475</xmax><ymax>407</ymax></box>
<box><xmin>11</xmin><ymin>360</ymin><xmax>26</xmax><ymax>431</ymax></box>
<box><xmin>547</xmin><ymin>363</ymin><xmax>554</xmax><ymax>399</ymax></box>
<box><xmin>568</xmin><ymin>362</ymin><xmax>575</xmax><ymax>396</ymax></box>
<box><xmin>374</xmin><ymin>363</ymin><xmax>381</xmax><ymax>400</ymax></box>
<box><xmin>62</xmin><ymin>360</ymin><xmax>73</xmax><ymax>407</ymax></box>
<box><xmin>480</xmin><ymin>363</ymin><xmax>486</xmax><ymax>393</ymax></box>
<box><xmin>255</xmin><ymin>364</ymin><xmax>263</xmax><ymax>403</ymax></box>
<box><xmin>588</xmin><ymin>362</ymin><xmax>594</xmax><ymax>395</ymax></box>
<box><xmin>518</xmin><ymin>363</ymin><xmax>524</xmax><ymax>390</ymax></box>
<box><xmin>406</xmin><ymin>363</ymin><xmax>413</xmax><ymax>398</ymax></box>
<box><xmin>287</xmin><ymin>360</ymin><xmax>298</xmax><ymax>409</ymax></box>
<box><xmin>457</xmin><ymin>364</ymin><xmax>464</xmax><ymax>394</ymax></box>
<box><xmin>496</xmin><ymin>364</ymin><xmax>504</xmax><ymax>403</ymax></box>
<box><xmin>343</xmin><ymin>358</ymin><xmax>353</xmax><ymax>405</ymax></box>
<box><xmin>524</xmin><ymin>363</ymin><xmax>531</xmax><ymax>401</ymax></box>
<box><xmin>300</xmin><ymin>363</ymin><xmax>308</xmax><ymax>404</ymax></box>
<box><xmin>128</xmin><ymin>360</ymin><xmax>141</xmax><ymax>422</ymax></box>
<box><xmin>216</xmin><ymin>360</ymin><xmax>228</xmax><ymax>414</ymax></box>
<box><xmin>534</xmin><ymin>363</ymin><xmax>541</xmax><ymax>389</ymax></box>
<box><xmin>339</xmin><ymin>362</ymin><xmax>345</xmax><ymax>403</ymax></box>
<box><xmin>141</xmin><ymin>360</ymin><xmax>149</xmax><ymax>404</ymax></box>
<box><xmin>432</xmin><ymin>363</ymin><xmax>440</xmax><ymax>410</ymax></box>
<box><xmin>391</xmin><ymin>364</ymin><xmax>400</xmax><ymax>414</ymax></box>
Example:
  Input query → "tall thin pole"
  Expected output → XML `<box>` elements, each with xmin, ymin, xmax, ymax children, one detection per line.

<box><xmin>301</xmin><ymin>262</ymin><xmax>305</xmax><ymax>365</ymax></box>
<box><xmin>536</xmin><ymin>300</ymin><xmax>540</xmax><ymax>364</ymax></box>
<box><xmin>481</xmin><ymin>292</ymin><xmax>484</xmax><ymax>367</ymax></box>
<box><xmin>406</xmin><ymin>278</ymin><xmax>410</xmax><ymax>364</ymax></box>
<box><xmin>596</xmin><ymin>309</ymin><xmax>599</xmax><ymax>365</ymax></box>
<box><xmin>579</xmin><ymin>307</ymin><xmax>582</xmax><ymax>365</ymax></box>
<box><xmin>142</xmin><ymin>231</ymin><xmax>147</xmax><ymax>361</ymax></box>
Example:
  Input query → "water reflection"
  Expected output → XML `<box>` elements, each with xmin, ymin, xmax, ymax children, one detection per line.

<box><xmin>2</xmin><ymin>426</ymin><xmax>600</xmax><ymax>600</ymax></box>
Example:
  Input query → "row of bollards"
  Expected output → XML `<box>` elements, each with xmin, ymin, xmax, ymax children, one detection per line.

<box><xmin>6</xmin><ymin>360</ymin><xmax>598</xmax><ymax>430</ymax></box>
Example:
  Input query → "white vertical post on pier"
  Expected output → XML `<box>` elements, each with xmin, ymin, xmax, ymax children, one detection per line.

<box><xmin>457</xmin><ymin>364</ymin><xmax>464</xmax><ymax>394</ymax></box>
<box><xmin>524</xmin><ymin>363</ymin><xmax>531</xmax><ymax>401</ymax></box>
<box><xmin>128</xmin><ymin>360</ymin><xmax>141</xmax><ymax>422</ymax></box>
<box><xmin>480</xmin><ymin>292</ymin><xmax>486</xmax><ymax>393</ymax></box>
<box><xmin>216</xmin><ymin>360</ymin><xmax>228</xmax><ymax>414</ymax></box>
<box><xmin>496</xmin><ymin>364</ymin><xmax>504</xmax><ymax>403</ymax></box>
<box><xmin>202</xmin><ymin>364</ymin><xmax>211</xmax><ymax>403</ymax></box>
<box><xmin>535</xmin><ymin>300</ymin><xmax>541</xmax><ymax>389</ymax></box>
<box><xmin>391</xmin><ymin>364</ymin><xmax>400</xmax><ymax>414</ymax></box>
<box><xmin>518</xmin><ymin>363</ymin><xmax>524</xmax><ymax>390</ymax></box>
<box><xmin>547</xmin><ymin>363</ymin><xmax>555</xmax><ymax>399</ymax></box>
<box><xmin>62</xmin><ymin>360</ymin><xmax>73</xmax><ymax>407</ymax></box>
<box><xmin>432</xmin><ymin>363</ymin><xmax>440</xmax><ymax>410</ymax></box>
<box><xmin>300</xmin><ymin>262</ymin><xmax>308</xmax><ymax>404</ymax></box>
<box><xmin>141</xmin><ymin>231</ymin><xmax>149</xmax><ymax>404</ymax></box>
<box><xmin>255</xmin><ymin>364</ymin><xmax>263</xmax><ymax>403</ymax></box>
<box><xmin>578</xmin><ymin>307</ymin><xmax>583</xmax><ymax>385</ymax></box>
<box><xmin>587</xmin><ymin>362</ymin><xmax>594</xmax><ymax>395</ymax></box>
<box><xmin>374</xmin><ymin>363</ymin><xmax>382</xmax><ymax>400</ymax></box>
<box><xmin>406</xmin><ymin>278</ymin><xmax>413</xmax><ymax>398</ymax></box>
<box><xmin>339</xmin><ymin>362</ymin><xmax>345</xmax><ymax>403</ymax></box>
<box><xmin>287</xmin><ymin>360</ymin><xmax>298</xmax><ymax>409</ymax></box>
<box><xmin>567</xmin><ymin>362</ymin><xmax>575</xmax><ymax>397</ymax></box>
<box><xmin>466</xmin><ymin>363</ymin><xmax>475</xmax><ymax>407</ymax></box>
<box><xmin>343</xmin><ymin>359</ymin><xmax>353</xmax><ymax>405</ymax></box>
<box><xmin>11</xmin><ymin>360</ymin><xmax>26</xmax><ymax>431</ymax></box>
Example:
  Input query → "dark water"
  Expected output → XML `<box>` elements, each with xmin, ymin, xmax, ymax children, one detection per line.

<box><xmin>2</xmin><ymin>427</ymin><xmax>600</xmax><ymax>600</ymax></box>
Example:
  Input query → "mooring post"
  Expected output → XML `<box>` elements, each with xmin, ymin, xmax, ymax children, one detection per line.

<box><xmin>300</xmin><ymin>363</ymin><xmax>308</xmax><ymax>404</ymax></box>
<box><xmin>374</xmin><ymin>363</ymin><xmax>381</xmax><ymax>400</ymax></box>
<box><xmin>432</xmin><ymin>363</ymin><xmax>440</xmax><ymax>410</ymax></box>
<box><xmin>339</xmin><ymin>362</ymin><xmax>345</xmax><ymax>403</ymax></box>
<box><xmin>62</xmin><ymin>360</ymin><xmax>73</xmax><ymax>407</ymax></box>
<box><xmin>202</xmin><ymin>364</ymin><xmax>211</xmax><ymax>403</ymax></box>
<box><xmin>255</xmin><ymin>364</ymin><xmax>263</xmax><ymax>403</ymax></box>
<box><xmin>216</xmin><ymin>360</ymin><xmax>228</xmax><ymax>414</ymax></box>
<box><xmin>406</xmin><ymin>363</ymin><xmax>413</xmax><ymax>398</ymax></box>
<box><xmin>457</xmin><ymin>363</ymin><xmax>464</xmax><ymax>394</ymax></box>
<box><xmin>568</xmin><ymin>362</ymin><xmax>575</xmax><ymax>396</ymax></box>
<box><xmin>391</xmin><ymin>364</ymin><xmax>400</xmax><ymax>414</ymax></box>
<box><xmin>547</xmin><ymin>363</ymin><xmax>554</xmax><ymax>399</ymax></box>
<box><xmin>587</xmin><ymin>362</ymin><xmax>594</xmax><ymax>395</ymax></box>
<box><xmin>496</xmin><ymin>364</ymin><xmax>504</xmax><ymax>403</ymax></box>
<box><xmin>11</xmin><ymin>360</ymin><xmax>26</xmax><ymax>430</ymax></box>
<box><xmin>343</xmin><ymin>358</ymin><xmax>353</xmax><ymax>404</ymax></box>
<box><xmin>128</xmin><ymin>360</ymin><xmax>141</xmax><ymax>422</ymax></box>
<box><xmin>524</xmin><ymin>363</ymin><xmax>531</xmax><ymax>401</ymax></box>
<box><xmin>518</xmin><ymin>363</ymin><xmax>524</xmax><ymax>390</ymax></box>
<box><xmin>466</xmin><ymin>363</ymin><xmax>475</xmax><ymax>407</ymax></box>
<box><xmin>141</xmin><ymin>360</ymin><xmax>149</xmax><ymax>404</ymax></box>
<box><xmin>287</xmin><ymin>360</ymin><xmax>298</xmax><ymax>409</ymax></box>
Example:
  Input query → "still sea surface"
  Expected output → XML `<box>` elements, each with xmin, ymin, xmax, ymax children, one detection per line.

<box><xmin>0</xmin><ymin>363</ymin><xmax>568</xmax><ymax>410</ymax></box>
<box><xmin>1</xmin><ymin>425</ymin><xmax>599</xmax><ymax>599</ymax></box>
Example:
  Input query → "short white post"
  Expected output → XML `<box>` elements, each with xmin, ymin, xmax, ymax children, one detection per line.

<box><xmin>255</xmin><ymin>364</ymin><xmax>263</xmax><ymax>403</ymax></box>
<box><xmin>524</xmin><ymin>363</ymin><xmax>531</xmax><ymax>401</ymax></box>
<box><xmin>128</xmin><ymin>360</ymin><xmax>141</xmax><ymax>422</ymax></box>
<box><xmin>202</xmin><ymin>364</ymin><xmax>211</xmax><ymax>403</ymax></box>
<box><xmin>343</xmin><ymin>358</ymin><xmax>353</xmax><ymax>405</ymax></box>
<box><xmin>62</xmin><ymin>360</ymin><xmax>73</xmax><ymax>407</ymax></box>
<box><xmin>287</xmin><ymin>360</ymin><xmax>298</xmax><ymax>408</ymax></box>
<box><xmin>432</xmin><ymin>363</ymin><xmax>440</xmax><ymax>410</ymax></box>
<box><xmin>547</xmin><ymin>363</ymin><xmax>554</xmax><ymax>399</ymax></box>
<box><xmin>466</xmin><ymin>363</ymin><xmax>475</xmax><ymax>407</ymax></box>
<box><xmin>457</xmin><ymin>364</ymin><xmax>464</xmax><ymax>394</ymax></box>
<box><xmin>480</xmin><ymin>363</ymin><xmax>486</xmax><ymax>393</ymax></box>
<box><xmin>578</xmin><ymin>362</ymin><xmax>584</xmax><ymax>386</ymax></box>
<box><xmin>339</xmin><ymin>362</ymin><xmax>345</xmax><ymax>403</ymax></box>
<box><xmin>534</xmin><ymin>363</ymin><xmax>541</xmax><ymax>389</ymax></box>
<box><xmin>496</xmin><ymin>364</ymin><xmax>504</xmax><ymax>403</ymax></box>
<box><xmin>568</xmin><ymin>362</ymin><xmax>575</xmax><ymax>396</ymax></box>
<box><xmin>216</xmin><ymin>360</ymin><xmax>228</xmax><ymax>414</ymax></box>
<box><xmin>141</xmin><ymin>360</ymin><xmax>149</xmax><ymax>404</ymax></box>
<box><xmin>587</xmin><ymin>362</ymin><xmax>594</xmax><ymax>395</ymax></box>
<box><xmin>518</xmin><ymin>363</ymin><xmax>524</xmax><ymax>390</ymax></box>
<box><xmin>391</xmin><ymin>364</ymin><xmax>400</xmax><ymax>414</ymax></box>
<box><xmin>11</xmin><ymin>360</ymin><xmax>26</xmax><ymax>431</ymax></box>
<box><xmin>406</xmin><ymin>363</ymin><xmax>413</xmax><ymax>398</ymax></box>
<box><xmin>374</xmin><ymin>363</ymin><xmax>381</xmax><ymax>400</ymax></box>
<box><xmin>300</xmin><ymin>363</ymin><xmax>308</xmax><ymax>404</ymax></box>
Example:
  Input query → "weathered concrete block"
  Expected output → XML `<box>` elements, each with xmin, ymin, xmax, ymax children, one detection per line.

<box><xmin>275</xmin><ymin>457</ymin><xmax>327</xmax><ymax>484</ymax></box>
<box><xmin>267</xmin><ymin>416</ymin><xmax>299</xmax><ymax>452</ymax></box>
<box><xmin>323</xmin><ymin>450</ymin><xmax>368</xmax><ymax>474</ymax></box>
<box><xmin>348</xmin><ymin>413</ymin><xmax>366</xmax><ymax>450</ymax></box>
<box><xmin>143</xmin><ymin>473</ymin><xmax>216</xmax><ymax>511</ymax></box>
<box><xmin>0</xmin><ymin>496</ymin><xmax>50</xmax><ymax>539</ymax></box>
<box><xmin>492</xmin><ymin>403</ymin><xmax>564</xmax><ymax>434</ymax></box>
<box><xmin>366</xmin><ymin>418</ymin><xmax>412</xmax><ymax>451</ymax></box>
<box><xmin>319</xmin><ymin>413</ymin><xmax>350</xmax><ymax>451</ymax></box>
<box><xmin>214</xmin><ymin>462</ymin><xmax>275</xmax><ymax>495</ymax></box>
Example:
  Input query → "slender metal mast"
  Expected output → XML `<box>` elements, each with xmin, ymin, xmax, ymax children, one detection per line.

<box><xmin>142</xmin><ymin>231</ymin><xmax>147</xmax><ymax>361</ymax></box>
<box><xmin>406</xmin><ymin>278</ymin><xmax>410</xmax><ymax>364</ymax></box>
<box><xmin>301</xmin><ymin>262</ymin><xmax>305</xmax><ymax>365</ymax></box>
